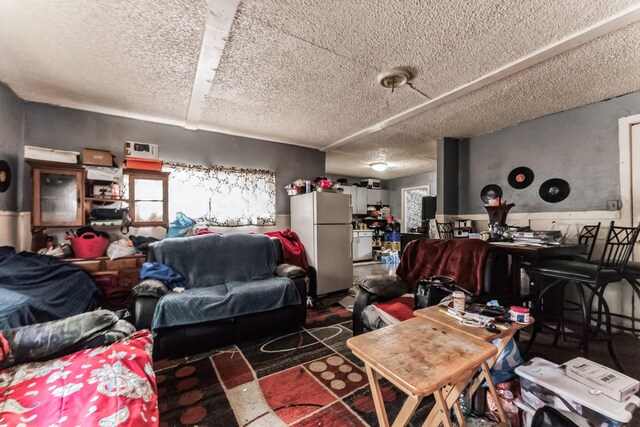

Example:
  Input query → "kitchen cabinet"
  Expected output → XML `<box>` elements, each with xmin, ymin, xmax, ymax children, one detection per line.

<box><xmin>352</xmin><ymin>230</ymin><xmax>373</xmax><ymax>261</ymax></box>
<box><xmin>366</xmin><ymin>189</ymin><xmax>390</xmax><ymax>207</ymax></box>
<box><xmin>342</xmin><ymin>186</ymin><xmax>355</xmax><ymax>206</ymax></box>
<box><xmin>343</xmin><ymin>186</ymin><xmax>368</xmax><ymax>215</ymax></box>
<box><xmin>366</xmin><ymin>189</ymin><xmax>381</xmax><ymax>205</ymax></box>
<box><xmin>355</xmin><ymin>187</ymin><xmax>368</xmax><ymax>214</ymax></box>
<box><xmin>381</xmin><ymin>189</ymin><xmax>390</xmax><ymax>206</ymax></box>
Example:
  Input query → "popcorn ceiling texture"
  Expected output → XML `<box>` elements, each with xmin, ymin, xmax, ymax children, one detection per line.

<box><xmin>0</xmin><ymin>0</ymin><xmax>207</xmax><ymax>121</ymax></box>
<box><xmin>0</xmin><ymin>0</ymin><xmax>639</xmax><ymax>179</ymax></box>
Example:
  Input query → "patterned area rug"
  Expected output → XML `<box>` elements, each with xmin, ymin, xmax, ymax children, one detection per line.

<box><xmin>154</xmin><ymin>306</ymin><xmax>435</xmax><ymax>426</ymax></box>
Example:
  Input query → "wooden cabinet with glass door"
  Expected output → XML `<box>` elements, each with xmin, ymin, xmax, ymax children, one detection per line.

<box><xmin>28</xmin><ymin>161</ymin><xmax>170</xmax><ymax>230</ymax></box>
<box><xmin>28</xmin><ymin>160</ymin><xmax>86</xmax><ymax>229</ymax></box>
<box><xmin>123</xmin><ymin>169</ymin><xmax>169</xmax><ymax>228</ymax></box>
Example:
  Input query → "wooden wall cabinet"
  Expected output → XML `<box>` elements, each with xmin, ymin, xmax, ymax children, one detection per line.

<box><xmin>29</xmin><ymin>160</ymin><xmax>86</xmax><ymax>229</ymax></box>
<box><xmin>124</xmin><ymin>169</ymin><xmax>169</xmax><ymax>228</ymax></box>
<box><xmin>28</xmin><ymin>160</ymin><xmax>170</xmax><ymax>230</ymax></box>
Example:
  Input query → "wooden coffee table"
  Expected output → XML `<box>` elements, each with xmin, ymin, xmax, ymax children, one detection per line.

<box><xmin>347</xmin><ymin>317</ymin><xmax>505</xmax><ymax>427</ymax></box>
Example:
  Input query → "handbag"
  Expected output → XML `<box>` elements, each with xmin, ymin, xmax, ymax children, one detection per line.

<box><xmin>414</xmin><ymin>276</ymin><xmax>473</xmax><ymax>309</ymax></box>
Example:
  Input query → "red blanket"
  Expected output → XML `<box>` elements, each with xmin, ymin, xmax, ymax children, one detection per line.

<box><xmin>373</xmin><ymin>296</ymin><xmax>415</xmax><ymax>322</ymax></box>
<box><xmin>265</xmin><ymin>230</ymin><xmax>309</xmax><ymax>271</ymax></box>
<box><xmin>395</xmin><ymin>239</ymin><xmax>494</xmax><ymax>295</ymax></box>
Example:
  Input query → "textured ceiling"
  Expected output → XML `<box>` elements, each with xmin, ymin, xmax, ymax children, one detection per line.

<box><xmin>1</xmin><ymin>1</ymin><xmax>640</xmax><ymax>179</ymax></box>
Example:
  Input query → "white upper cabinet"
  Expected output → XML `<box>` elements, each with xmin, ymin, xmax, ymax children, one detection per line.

<box><xmin>381</xmin><ymin>190</ymin><xmax>390</xmax><ymax>206</ymax></box>
<box><xmin>355</xmin><ymin>187</ymin><xmax>368</xmax><ymax>214</ymax></box>
<box><xmin>366</xmin><ymin>189</ymin><xmax>381</xmax><ymax>205</ymax></box>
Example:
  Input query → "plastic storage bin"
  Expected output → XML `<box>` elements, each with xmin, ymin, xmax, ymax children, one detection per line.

<box><xmin>70</xmin><ymin>233</ymin><xmax>110</xmax><ymax>258</ymax></box>
<box><xmin>514</xmin><ymin>398</ymin><xmax>592</xmax><ymax>427</ymax></box>
<box><xmin>515</xmin><ymin>358</ymin><xmax>640</xmax><ymax>426</ymax></box>
<box><xmin>383</xmin><ymin>231</ymin><xmax>401</xmax><ymax>242</ymax></box>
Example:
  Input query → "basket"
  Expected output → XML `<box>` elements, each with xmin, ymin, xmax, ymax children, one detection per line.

<box><xmin>70</xmin><ymin>232</ymin><xmax>110</xmax><ymax>258</ymax></box>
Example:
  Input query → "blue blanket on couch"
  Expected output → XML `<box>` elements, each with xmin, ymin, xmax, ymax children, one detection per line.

<box><xmin>0</xmin><ymin>247</ymin><xmax>100</xmax><ymax>330</ymax></box>
<box><xmin>150</xmin><ymin>234</ymin><xmax>301</xmax><ymax>330</ymax></box>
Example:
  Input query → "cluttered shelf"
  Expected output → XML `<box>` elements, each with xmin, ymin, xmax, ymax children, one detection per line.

<box><xmin>85</xmin><ymin>197</ymin><xmax>127</xmax><ymax>202</ymax></box>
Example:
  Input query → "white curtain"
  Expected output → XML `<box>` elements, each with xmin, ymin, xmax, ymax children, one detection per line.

<box><xmin>165</xmin><ymin>162</ymin><xmax>276</xmax><ymax>226</ymax></box>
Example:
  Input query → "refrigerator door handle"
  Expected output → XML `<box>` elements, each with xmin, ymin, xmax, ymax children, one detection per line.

<box><xmin>349</xmin><ymin>225</ymin><xmax>353</xmax><ymax>261</ymax></box>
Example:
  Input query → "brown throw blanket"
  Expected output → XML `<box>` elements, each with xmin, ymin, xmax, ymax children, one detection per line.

<box><xmin>395</xmin><ymin>239</ymin><xmax>494</xmax><ymax>295</ymax></box>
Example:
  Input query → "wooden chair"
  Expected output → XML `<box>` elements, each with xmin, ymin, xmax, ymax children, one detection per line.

<box><xmin>436</xmin><ymin>221</ymin><xmax>454</xmax><ymax>239</ymax></box>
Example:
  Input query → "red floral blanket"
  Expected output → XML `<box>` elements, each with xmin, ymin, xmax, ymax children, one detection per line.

<box><xmin>0</xmin><ymin>330</ymin><xmax>158</xmax><ymax>426</ymax></box>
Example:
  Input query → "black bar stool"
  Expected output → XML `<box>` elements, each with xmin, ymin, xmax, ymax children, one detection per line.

<box><xmin>596</xmin><ymin>261</ymin><xmax>640</xmax><ymax>335</ymax></box>
<box><xmin>525</xmin><ymin>221</ymin><xmax>640</xmax><ymax>371</ymax></box>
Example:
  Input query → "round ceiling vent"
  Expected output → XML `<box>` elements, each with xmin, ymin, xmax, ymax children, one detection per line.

<box><xmin>377</xmin><ymin>67</ymin><xmax>412</xmax><ymax>90</ymax></box>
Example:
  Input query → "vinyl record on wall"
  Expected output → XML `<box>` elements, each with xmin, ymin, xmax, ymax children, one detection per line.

<box><xmin>0</xmin><ymin>160</ymin><xmax>11</xmax><ymax>193</ymax></box>
<box><xmin>508</xmin><ymin>166</ymin><xmax>534</xmax><ymax>189</ymax></box>
<box><xmin>539</xmin><ymin>178</ymin><xmax>570</xmax><ymax>203</ymax></box>
<box><xmin>480</xmin><ymin>184</ymin><xmax>503</xmax><ymax>203</ymax></box>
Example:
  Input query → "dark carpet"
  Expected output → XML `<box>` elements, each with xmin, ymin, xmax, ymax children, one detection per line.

<box><xmin>154</xmin><ymin>302</ymin><xmax>640</xmax><ymax>426</ymax></box>
<box><xmin>154</xmin><ymin>306</ymin><xmax>436</xmax><ymax>426</ymax></box>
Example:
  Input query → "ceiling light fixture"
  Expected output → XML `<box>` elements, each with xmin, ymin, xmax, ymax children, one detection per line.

<box><xmin>371</xmin><ymin>162</ymin><xmax>388</xmax><ymax>172</ymax></box>
<box><xmin>377</xmin><ymin>67</ymin><xmax>411</xmax><ymax>93</ymax></box>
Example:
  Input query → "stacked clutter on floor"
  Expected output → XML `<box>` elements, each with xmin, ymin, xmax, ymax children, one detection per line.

<box><xmin>514</xmin><ymin>357</ymin><xmax>640</xmax><ymax>426</ymax></box>
<box><xmin>380</xmin><ymin>217</ymin><xmax>401</xmax><ymax>263</ymax></box>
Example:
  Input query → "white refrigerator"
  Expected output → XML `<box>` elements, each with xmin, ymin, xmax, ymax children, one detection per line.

<box><xmin>290</xmin><ymin>191</ymin><xmax>354</xmax><ymax>295</ymax></box>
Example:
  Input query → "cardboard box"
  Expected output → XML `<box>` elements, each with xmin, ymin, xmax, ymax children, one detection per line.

<box><xmin>383</xmin><ymin>241</ymin><xmax>400</xmax><ymax>251</ymax></box>
<box><xmin>565</xmin><ymin>357</ymin><xmax>639</xmax><ymax>402</ymax></box>
<box><xmin>125</xmin><ymin>141</ymin><xmax>159</xmax><ymax>159</ymax></box>
<box><xmin>82</xmin><ymin>148</ymin><xmax>113</xmax><ymax>166</ymax></box>
<box><xmin>25</xmin><ymin>145</ymin><xmax>79</xmax><ymax>163</ymax></box>
<box><xmin>125</xmin><ymin>157</ymin><xmax>162</xmax><ymax>171</ymax></box>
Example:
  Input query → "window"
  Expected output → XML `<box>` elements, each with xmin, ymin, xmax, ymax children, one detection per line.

<box><xmin>164</xmin><ymin>162</ymin><xmax>276</xmax><ymax>226</ymax></box>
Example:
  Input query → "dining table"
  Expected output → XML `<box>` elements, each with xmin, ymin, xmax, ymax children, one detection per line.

<box><xmin>490</xmin><ymin>241</ymin><xmax>587</xmax><ymax>304</ymax></box>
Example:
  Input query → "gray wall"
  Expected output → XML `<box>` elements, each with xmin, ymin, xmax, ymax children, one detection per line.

<box><xmin>459</xmin><ymin>91</ymin><xmax>640</xmax><ymax>215</ymax></box>
<box><xmin>0</xmin><ymin>83</ymin><xmax>24</xmax><ymax>211</ymax></box>
<box><xmin>386</xmin><ymin>172</ymin><xmax>437</xmax><ymax>217</ymax></box>
<box><xmin>22</xmin><ymin>103</ymin><xmax>326</xmax><ymax>214</ymax></box>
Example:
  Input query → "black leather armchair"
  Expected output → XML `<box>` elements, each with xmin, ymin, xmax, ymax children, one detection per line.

<box><xmin>353</xmin><ymin>239</ymin><xmax>508</xmax><ymax>335</ymax></box>
<box><xmin>133</xmin><ymin>234</ymin><xmax>308</xmax><ymax>359</ymax></box>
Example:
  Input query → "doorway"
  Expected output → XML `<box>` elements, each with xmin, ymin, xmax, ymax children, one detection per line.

<box><xmin>401</xmin><ymin>185</ymin><xmax>430</xmax><ymax>233</ymax></box>
<box><xmin>617</xmin><ymin>114</ymin><xmax>640</xmax><ymax>328</ymax></box>
<box><xmin>619</xmin><ymin>113</ymin><xmax>640</xmax><ymax>251</ymax></box>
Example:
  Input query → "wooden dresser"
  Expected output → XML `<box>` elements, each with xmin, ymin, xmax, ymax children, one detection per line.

<box><xmin>66</xmin><ymin>254</ymin><xmax>146</xmax><ymax>309</ymax></box>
